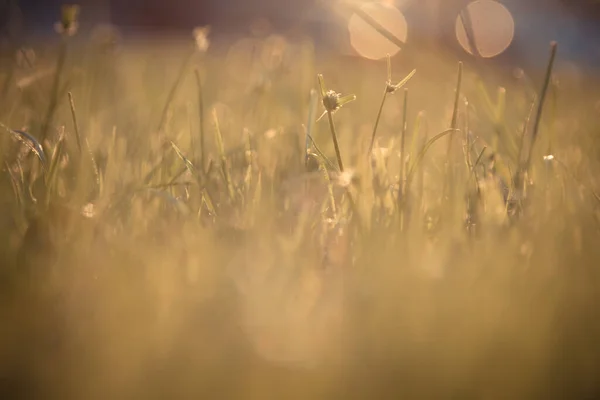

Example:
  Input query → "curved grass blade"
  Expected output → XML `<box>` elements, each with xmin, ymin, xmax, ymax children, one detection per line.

<box><xmin>406</xmin><ymin>128</ymin><xmax>458</xmax><ymax>189</ymax></box>
<box><xmin>389</xmin><ymin>69</ymin><xmax>416</xmax><ymax>93</ymax></box>
<box><xmin>1</xmin><ymin>124</ymin><xmax>47</xmax><ymax>168</ymax></box>
<box><xmin>306</xmin><ymin>135</ymin><xmax>338</xmax><ymax>172</ymax></box>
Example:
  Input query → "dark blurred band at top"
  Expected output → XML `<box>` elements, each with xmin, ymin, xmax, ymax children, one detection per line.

<box><xmin>11</xmin><ymin>0</ymin><xmax>600</xmax><ymax>31</ymax></box>
<box><xmin>4</xmin><ymin>0</ymin><xmax>600</xmax><ymax>68</ymax></box>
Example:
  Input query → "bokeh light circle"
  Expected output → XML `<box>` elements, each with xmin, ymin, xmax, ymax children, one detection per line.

<box><xmin>348</xmin><ymin>2</ymin><xmax>407</xmax><ymax>60</ymax></box>
<box><xmin>455</xmin><ymin>0</ymin><xmax>515</xmax><ymax>58</ymax></box>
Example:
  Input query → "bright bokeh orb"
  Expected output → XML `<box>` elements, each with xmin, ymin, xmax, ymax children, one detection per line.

<box><xmin>455</xmin><ymin>0</ymin><xmax>515</xmax><ymax>58</ymax></box>
<box><xmin>348</xmin><ymin>2</ymin><xmax>408</xmax><ymax>60</ymax></box>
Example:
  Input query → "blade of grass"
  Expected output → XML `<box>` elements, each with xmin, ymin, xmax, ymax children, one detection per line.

<box><xmin>397</xmin><ymin>88</ymin><xmax>408</xmax><ymax>205</ymax></box>
<box><xmin>212</xmin><ymin>108</ymin><xmax>235</xmax><ymax>201</ymax></box>
<box><xmin>194</xmin><ymin>68</ymin><xmax>206</xmax><ymax>172</ymax></box>
<box><xmin>305</xmin><ymin>89</ymin><xmax>319</xmax><ymax>168</ymax></box>
<box><xmin>1</xmin><ymin>124</ymin><xmax>47</xmax><ymax>168</ymax></box>
<box><xmin>443</xmin><ymin>62</ymin><xmax>463</xmax><ymax>201</ymax></box>
<box><xmin>468</xmin><ymin>146</ymin><xmax>487</xmax><ymax>195</ymax></box>
<box><xmin>514</xmin><ymin>94</ymin><xmax>537</xmax><ymax>186</ymax></box>
<box><xmin>408</xmin><ymin>110</ymin><xmax>424</xmax><ymax>163</ymax></box>
<box><xmin>459</xmin><ymin>7</ymin><xmax>481</xmax><ymax>58</ymax></box>
<box><xmin>397</xmin><ymin>88</ymin><xmax>409</xmax><ymax>229</ymax></box>
<box><xmin>368</xmin><ymin>54</ymin><xmax>393</xmax><ymax>155</ymax></box>
<box><xmin>369</xmin><ymin>88</ymin><xmax>388</xmax><ymax>155</ymax></box>
<box><xmin>157</xmin><ymin>50</ymin><xmax>194</xmax><ymax>134</ymax></box>
<box><xmin>67</xmin><ymin>92</ymin><xmax>83</xmax><ymax>153</ymax></box>
<box><xmin>40</xmin><ymin>36</ymin><xmax>68</xmax><ymax>146</ymax></box>
<box><xmin>343</xmin><ymin>2</ymin><xmax>404</xmax><ymax>50</ymax></box>
<box><xmin>170</xmin><ymin>140</ymin><xmax>202</xmax><ymax>180</ymax></box>
<box><xmin>169</xmin><ymin>140</ymin><xmax>218</xmax><ymax>211</ymax></box>
<box><xmin>318</xmin><ymin>157</ymin><xmax>337</xmax><ymax>220</ymax></box>
<box><xmin>44</xmin><ymin>128</ymin><xmax>67</xmax><ymax>205</ymax></box>
<box><xmin>406</xmin><ymin>128</ymin><xmax>459</xmax><ymax>191</ymax></box>
<box><xmin>5</xmin><ymin>161</ymin><xmax>24</xmax><ymax>212</ymax></box>
<box><xmin>519</xmin><ymin>41</ymin><xmax>558</xmax><ymax>185</ymax></box>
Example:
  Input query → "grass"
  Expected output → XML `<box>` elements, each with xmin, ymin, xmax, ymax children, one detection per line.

<box><xmin>1</xmin><ymin>10</ymin><xmax>600</xmax><ymax>400</ymax></box>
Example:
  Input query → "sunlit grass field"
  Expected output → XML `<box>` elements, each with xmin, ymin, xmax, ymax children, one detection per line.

<box><xmin>1</xmin><ymin>8</ymin><xmax>600</xmax><ymax>399</ymax></box>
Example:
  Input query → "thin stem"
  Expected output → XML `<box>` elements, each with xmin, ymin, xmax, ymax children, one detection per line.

<box><xmin>417</xmin><ymin>116</ymin><xmax>428</xmax><ymax>211</ymax></box>
<box><xmin>514</xmin><ymin>94</ymin><xmax>537</xmax><ymax>186</ymax></box>
<box><xmin>157</xmin><ymin>49</ymin><xmax>194</xmax><ymax>134</ymax></box>
<box><xmin>213</xmin><ymin>108</ymin><xmax>235</xmax><ymax>201</ymax></box>
<box><xmin>194</xmin><ymin>68</ymin><xmax>205</xmax><ymax>172</ymax></box>
<box><xmin>67</xmin><ymin>92</ymin><xmax>82</xmax><ymax>154</ymax></box>
<box><xmin>398</xmin><ymin>88</ymin><xmax>408</xmax><ymax>204</ymax></box>
<box><xmin>443</xmin><ymin>61</ymin><xmax>463</xmax><ymax>200</ymax></box>
<box><xmin>397</xmin><ymin>88</ymin><xmax>408</xmax><ymax>229</ymax></box>
<box><xmin>523</xmin><ymin>42</ymin><xmax>558</xmax><ymax>177</ymax></box>
<box><xmin>305</xmin><ymin>89</ymin><xmax>319</xmax><ymax>168</ymax></box>
<box><xmin>468</xmin><ymin>146</ymin><xmax>487</xmax><ymax>195</ymax></box>
<box><xmin>450</xmin><ymin>62</ymin><xmax>463</xmax><ymax>133</ymax></box>
<box><xmin>40</xmin><ymin>36</ymin><xmax>68</xmax><ymax>146</ymax></box>
<box><xmin>406</xmin><ymin>128</ymin><xmax>458</xmax><ymax>191</ymax></box>
<box><xmin>326</xmin><ymin>111</ymin><xmax>344</xmax><ymax>172</ymax></box>
<box><xmin>368</xmin><ymin>88</ymin><xmax>388</xmax><ymax>154</ymax></box>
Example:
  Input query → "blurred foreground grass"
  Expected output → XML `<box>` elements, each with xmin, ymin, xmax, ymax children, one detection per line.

<box><xmin>1</xmin><ymin>18</ymin><xmax>600</xmax><ymax>399</ymax></box>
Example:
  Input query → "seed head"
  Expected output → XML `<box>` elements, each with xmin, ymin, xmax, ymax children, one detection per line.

<box><xmin>323</xmin><ymin>90</ymin><xmax>341</xmax><ymax>112</ymax></box>
<box><xmin>54</xmin><ymin>4</ymin><xmax>80</xmax><ymax>36</ymax></box>
<box><xmin>193</xmin><ymin>26</ymin><xmax>211</xmax><ymax>52</ymax></box>
<box><xmin>316</xmin><ymin>74</ymin><xmax>356</xmax><ymax>117</ymax></box>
